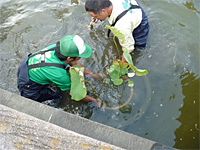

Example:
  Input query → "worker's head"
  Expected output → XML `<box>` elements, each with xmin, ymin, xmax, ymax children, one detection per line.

<box><xmin>85</xmin><ymin>0</ymin><xmax>112</xmax><ymax>21</ymax></box>
<box><xmin>59</xmin><ymin>35</ymin><xmax>92</xmax><ymax>60</ymax></box>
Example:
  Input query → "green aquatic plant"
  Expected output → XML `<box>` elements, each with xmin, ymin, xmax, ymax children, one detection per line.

<box><xmin>69</xmin><ymin>65</ymin><xmax>86</xmax><ymax>100</ymax></box>
<box><xmin>105</xmin><ymin>25</ymin><xmax>148</xmax><ymax>87</ymax></box>
<box><xmin>69</xmin><ymin>25</ymin><xmax>148</xmax><ymax>105</ymax></box>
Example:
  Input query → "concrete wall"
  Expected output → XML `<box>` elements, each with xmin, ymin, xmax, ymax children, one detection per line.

<box><xmin>0</xmin><ymin>88</ymin><xmax>176</xmax><ymax>149</ymax></box>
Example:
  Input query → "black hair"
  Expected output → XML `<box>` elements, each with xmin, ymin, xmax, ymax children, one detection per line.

<box><xmin>85</xmin><ymin>0</ymin><xmax>111</xmax><ymax>14</ymax></box>
<box><xmin>55</xmin><ymin>41</ymin><xmax>77</xmax><ymax>61</ymax></box>
<box><xmin>55</xmin><ymin>41</ymin><xmax>67</xmax><ymax>61</ymax></box>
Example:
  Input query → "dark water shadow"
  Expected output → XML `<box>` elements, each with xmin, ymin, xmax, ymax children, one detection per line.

<box><xmin>173</xmin><ymin>71</ymin><xmax>199</xmax><ymax>149</ymax></box>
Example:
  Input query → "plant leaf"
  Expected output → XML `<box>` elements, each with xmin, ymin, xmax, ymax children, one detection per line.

<box><xmin>111</xmin><ymin>78</ymin><xmax>123</xmax><ymax>85</ymax></box>
<box><xmin>113</xmin><ymin>59</ymin><xmax>121</xmax><ymax>66</ymax></box>
<box><xmin>128</xmin><ymin>81</ymin><xmax>134</xmax><ymax>87</ymax></box>
<box><xmin>129</xmin><ymin>64</ymin><xmax>148</xmax><ymax>76</ymax></box>
<box><xmin>105</xmin><ymin>25</ymin><xmax>125</xmax><ymax>42</ymax></box>
<box><xmin>120</xmin><ymin>67</ymin><xmax>127</xmax><ymax>76</ymax></box>
<box><xmin>108</xmin><ymin>64</ymin><xmax>128</xmax><ymax>79</ymax></box>
<box><xmin>113</xmin><ymin>60</ymin><xmax>129</xmax><ymax>69</ymax></box>
<box><xmin>107</xmin><ymin>64</ymin><xmax>116</xmax><ymax>74</ymax></box>
<box><xmin>69</xmin><ymin>66</ymin><xmax>86</xmax><ymax>100</ymax></box>
<box><xmin>128</xmin><ymin>72</ymin><xmax>135</xmax><ymax>77</ymax></box>
<box><xmin>129</xmin><ymin>64</ymin><xmax>138</xmax><ymax>72</ymax></box>
<box><xmin>135</xmin><ymin>69</ymin><xmax>148</xmax><ymax>76</ymax></box>
<box><xmin>121</xmin><ymin>62</ymin><xmax>129</xmax><ymax>68</ymax></box>
<box><xmin>104</xmin><ymin>78</ymin><xmax>110</xmax><ymax>84</ymax></box>
<box><xmin>107</xmin><ymin>65</ymin><xmax>121</xmax><ymax>79</ymax></box>
<box><xmin>123</xmin><ymin>49</ymin><xmax>133</xmax><ymax>65</ymax></box>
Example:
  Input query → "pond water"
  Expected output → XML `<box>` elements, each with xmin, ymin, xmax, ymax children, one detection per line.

<box><xmin>0</xmin><ymin>0</ymin><xmax>199</xmax><ymax>149</ymax></box>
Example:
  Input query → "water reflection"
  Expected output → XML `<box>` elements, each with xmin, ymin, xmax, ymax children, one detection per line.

<box><xmin>182</xmin><ymin>1</ymin><xmax>200</xmax><ymax>14</ymax></box>
<box><xmin>71</xmin><ymin>0</ymin><xmax>79</xmax><ymax>5</ymax></box>
<box><xmin>51</xmin><ymin>8</ymin><xmax>70</xmax><ymax>22</ymax></box>
<box><xmin>174</xmin><ymin>71</ymin><xmax>199</xmax><ymax>149</ymax></box>
<box><xmin>57</xmin><ymin>91</ymin><xmax>94</xmax><ymax>119</ymax></box>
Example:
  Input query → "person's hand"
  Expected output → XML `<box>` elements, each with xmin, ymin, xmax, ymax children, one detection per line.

<box><xmin>96</xmin><ymin>99</ymin><xmax>103</xmax><ymax>108</ymax></box>
<box><xmin>88</xmin><ymin>18</ymin><xmax>98</xmax><ymax>28</ymax></box>
<box><xmin>91</xmin><ymin>17</ymin><xmax>98</xmax><ymax>23</ymax></box>
<box><xmin>121</xmin><ymin>54</ymin><xmax>127</xmax><ymax>63</ymax></box>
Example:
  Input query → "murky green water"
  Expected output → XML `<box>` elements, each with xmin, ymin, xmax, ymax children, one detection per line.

<box><xmin>0</xmin><ymin>0</ymin><xmax>199</xmax><ymax>149</ymax></box>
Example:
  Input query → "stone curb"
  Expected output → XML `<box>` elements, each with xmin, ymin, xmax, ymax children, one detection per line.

<box><xmin>0</xmin><ymin>88</ymin><xmax>176</xmax><ymax>150</ymax></box>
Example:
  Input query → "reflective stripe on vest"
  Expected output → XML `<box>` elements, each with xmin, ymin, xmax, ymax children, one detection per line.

<box><xmin>28</xmin><ymin>42</ymin><xmax>65</xmax><ymax>70</ymax></box>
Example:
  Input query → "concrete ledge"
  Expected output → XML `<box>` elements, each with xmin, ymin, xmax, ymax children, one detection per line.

<box><xmin>0</xmin><ymin>88</ymin><xmax>175</xmax><ymax>149</ymax></box>
<box><xmin>0</xmin><ymin>104</ymin><xmax>124</xmax><ymax>149</ymax></box>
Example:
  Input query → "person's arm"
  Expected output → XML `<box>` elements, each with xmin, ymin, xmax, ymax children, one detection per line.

<box><xmin>82</xmin><ymin>95</ymin><xmax>103</xmax><ymax>108</ymax></box>
<box><xmin>69</xmin><ymin>61</ymin><xmax>101</xmax><ymax>78</ymax></box>
<box><xmin>81</xmin><ymin>95</ymin><xmax>103</xmax><ymax>108</ymax></box>
<box><xmin>82</xmin><ymin>95</ymin><xmax>97</xmax><ymax>102</ymax></box>
<box><xmin>66</xmin><ymin>91</ymin><xmax>96</xmax><ymax>102</ymax></box>
<box><xmin>65</xmin><ymin>91</ymin><xmax>102</xmax><ymax>107</ymax></box>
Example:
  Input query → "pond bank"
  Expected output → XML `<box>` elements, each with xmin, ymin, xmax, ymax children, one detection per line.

<box><xmin>0</xmin><ymin>88</ymin><xmax>176</xmax><ymax>150</ymax></box>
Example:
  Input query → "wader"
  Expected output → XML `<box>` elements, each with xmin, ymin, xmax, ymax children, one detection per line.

<box><xmin>17</xmin><ymin>45</ymin><xmax>65</xmax><ymax>102</ymax></box>
<box><xmin>107</xmin><ymin>3</ymin><xmax>149</xmax><ymax>48</ymax></box>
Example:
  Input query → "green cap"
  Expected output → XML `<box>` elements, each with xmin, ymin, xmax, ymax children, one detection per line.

<box><xmin>60</xmin><ymin>35</ymin><xmax>92</xmax><ymax>58</ymax></box>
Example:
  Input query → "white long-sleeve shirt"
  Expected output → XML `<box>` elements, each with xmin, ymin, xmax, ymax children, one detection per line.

<box><xmin>107</xmin><ymin>0</ymin><xmax>142</xmax><ymax>53</ymax></box>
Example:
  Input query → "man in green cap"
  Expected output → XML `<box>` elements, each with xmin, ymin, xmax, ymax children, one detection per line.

<box><xmin>17</xmin><ymin>35</ymin><xmax>101</xmax><ymax>104</ymax></box>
